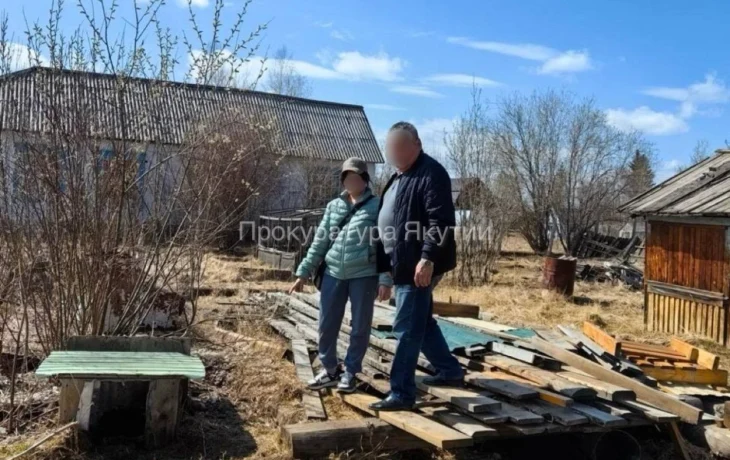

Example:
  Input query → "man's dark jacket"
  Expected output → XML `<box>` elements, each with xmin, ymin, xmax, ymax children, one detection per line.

<box><xmin>376</xmin><ymin>151</ymin><xmax>457</xmax><ymax>285</ymax></box>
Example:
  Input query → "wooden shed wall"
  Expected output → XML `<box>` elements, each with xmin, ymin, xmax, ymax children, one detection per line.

<box><xmin>644</xmin><ymin>220</ymin><xmax>729</xmax><ymax>344</ymax></box>
<box><xmin>645</xmin><ymin>221</ymin><xmax>727</xmax><ymax>293</ymax></box>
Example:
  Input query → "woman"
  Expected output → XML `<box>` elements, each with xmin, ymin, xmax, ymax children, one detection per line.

<box><xmin>289</xmin><ymin>157</ymin><xmax>392</xmax><ymax>393</ymax></box>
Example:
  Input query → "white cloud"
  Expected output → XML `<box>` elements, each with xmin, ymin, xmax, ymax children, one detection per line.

<box><xmin>605</xmin><ymin>106</ymin><xmax>689</xmax><ymax>136</ymax></box>
<box><xmin>447</xmin><ymin>37</ymin><xmax>553</xmax><ymax>60</ymax></box>
<box><xmin>643</xmin><ymin>73</ymin><xmax>729</xmax><ymax>118</ymax></box>
<box><xmin>330</xmin><ymin>29</ymin><xmax>354</xmax><ymax>41</ymax></box>
<box><xmin>656</xmin><ymin>159</ymin><xmax>683</xmax><ymax>182</ymax></box>
<box><xmin>366</xmin><ymin>104</ymin><xmax>405</xmax><ymax>111</ymax></box>
<box><xmin>332</xmin><ymin>51</ymin><xmax>403</xmax><ymax>81</ymax></box>
<box><xmin>412</xmin><ymin>118</ymin><xmax>455</xmax><ymax>160</ymax></box>
<box><xmin>537</xmin><ymin>50</ymin><xmax>592</xmax><ymax>75</ymax></box>
<box><xmin>390</xmin><ymin>85</ymin><xmax>444</xmax><ymax>98</ymax></box>
<box><xmin>423</xmin><ymin>73</ymin><xmax>501</xmax><ymax>88</ymax></box>
<box><xmin>176</xmin><ymin>0</ymin><xmax>209</xmax><ymax>7</ymax></box>
<box><xmin>188</xmin><ymin>49</ymin><xmax>404</xmax><ymax>85</ymax></box>
<box><xmin>2</xmin><ymin>43</ymin><xmax>48</xmax><ymax>72</ymax></box>
<box><xmin>447</xmin><ymin>36</ymin><xmax>593</xmax><ymax>76</ymax></box>
<box><xmin>315</xmin><ymin>21</ymin><xmax>334</xmax><ymax>28</ymax></box>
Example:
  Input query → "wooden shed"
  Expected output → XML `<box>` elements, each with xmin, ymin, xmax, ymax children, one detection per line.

<box><xmin>619</xmin><ymin>150</ymin><xmax>730</xmax><ymax>345</ymax></box>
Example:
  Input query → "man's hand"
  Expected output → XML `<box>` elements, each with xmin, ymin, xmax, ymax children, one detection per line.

<box><xmin>377</xmin><ymin>285</ymin><xmax>392</xmax><ymax>302</ymax></box>
<box><xmin>414</xmin><ymin>259</ymin><xmax>433</xmax><ymax>287</ymax></box>
<box><xmin>288</xmin><ymin>277</ymin><xmax>306</xmax><ymax>294</ymax></box>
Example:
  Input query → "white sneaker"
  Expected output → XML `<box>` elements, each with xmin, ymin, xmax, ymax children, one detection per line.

<box><xmin>308</xmin><ymin>368</ymin><xmax>341</xmax><ymax>390</ymax></box>
<box><xmin>336</xmin><ymin>371</ymin><xmax>357</xmax><ymax>393</ymax></box>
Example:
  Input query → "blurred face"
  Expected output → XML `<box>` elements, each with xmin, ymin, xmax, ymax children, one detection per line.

<box><xmin>386</xmin><ymin>130</ymin><xmax>421</xmax><ymax>170</ymax></box>
<box><xmin>343</xmin><ymin>171</ymin><xmax>367</xmax><ymax>196</ymax></box>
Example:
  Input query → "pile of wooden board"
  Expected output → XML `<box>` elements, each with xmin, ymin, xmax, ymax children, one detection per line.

<box><xmin>578</xmin><ymin>321</ymin><xmax>730</xmax><ymax>398</ymax></box>
<box><xmin>268</xmin><ymin>292</ymin><xmax>707</xmax><ymax>458</ymax></box>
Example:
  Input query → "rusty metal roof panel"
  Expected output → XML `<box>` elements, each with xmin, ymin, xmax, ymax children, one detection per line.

<box><xmin>0</xmin><ymin>67</ymin><xmax>383</xmax><ymax>164</ymax></box>
<box><xmin>619</xmin><ymin>150</ymin><xmax>730</xmax><ymax>217</ymax></box>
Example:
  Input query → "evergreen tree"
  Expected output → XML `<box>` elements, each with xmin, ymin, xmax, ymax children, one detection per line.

<box><xmin>626</xmin><ymin>150</ymin><xmax>655</xmax><ymax>199</ymax></box>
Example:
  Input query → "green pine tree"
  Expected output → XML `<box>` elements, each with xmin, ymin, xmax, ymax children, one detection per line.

<box><xmin>626</xmin><ymin>150</ymin><xmax>655</xmax><ymax>199</ymax></box>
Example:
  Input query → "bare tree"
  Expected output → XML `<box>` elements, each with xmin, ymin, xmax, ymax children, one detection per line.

<box><xmin>550</xmin><ymin>99</ymin><xmax>651</xmax><ymax>254</ymax></box>
<box><xmin>492</xmin><ymin>90</ymin><xmax>650</xmax><ymax>255</ymax></box>
<box><xmin>0</xmin><ymin>0</ymin><xmax>279</xmax><ymax>432</ymax></box>
<box><xmin>491</xmin><ymin>90</ymin><xmax>566</xmax><ymax>254</ymax></box>
<box><xmin>265</xmin><ymin>46</ymin><xmax>312</xmax><ymax>97</ymax></box>
<box><xmin>446</xmin><ymin>87</ymin><xmax>517</xmax><ymax>285</ymax></box>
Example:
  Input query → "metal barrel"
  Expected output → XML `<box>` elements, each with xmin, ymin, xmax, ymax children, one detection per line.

<box><xmin>542</xmin><ymin>256</ymin><xmax>577</xmax><ymax>297</ymax></box>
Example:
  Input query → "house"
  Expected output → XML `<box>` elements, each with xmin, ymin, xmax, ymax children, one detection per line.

<box><xmin>618</xmin><ymin>218</ymin><xmax>646</xmax><ymax>240</ymax></box>
<box><xmin>618</xmin><ymin>149</ymin><xmax>730</xmax><ymax>345</ymax></box>
<box><xmin>0</xmin><ymin>66</ymin><xmax>383</xmax><ymax>213</ymax></box>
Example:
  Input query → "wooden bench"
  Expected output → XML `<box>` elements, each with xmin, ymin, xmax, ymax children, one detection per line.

<box><xmin>35</xmin><ymin>336</ymin><xmax>205</xmax><ymax>447</ymax></box>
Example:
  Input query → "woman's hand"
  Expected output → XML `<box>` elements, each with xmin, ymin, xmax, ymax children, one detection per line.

<box><xmin>288</xmin><ymin>277</ymin><xmax>306</xmax><ymax>294</ymax></box>
<box><xmin>377</xmin><ymin>284</ymin><xmax>392</xmax><ymax>302</ymax></box>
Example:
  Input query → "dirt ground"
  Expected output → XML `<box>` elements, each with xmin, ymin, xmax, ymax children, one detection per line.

<box><xmin>0</xmin><ymin>235</ymin><xmax>722</xmax><ymax>459</ymax></box>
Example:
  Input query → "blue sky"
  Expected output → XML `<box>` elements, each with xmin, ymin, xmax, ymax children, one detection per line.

<box><xmin>3</xmin><ymin>0</ymin><xmax>730</xmax><ymax>179</ymax></box>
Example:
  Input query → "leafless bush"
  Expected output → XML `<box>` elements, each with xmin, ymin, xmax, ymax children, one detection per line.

<box><xmin>446</xmin><ymin>87</ymin><xmax>517</xmax><ymax>285</ymax></box>
<box><xmin>0</xmin><ymin>0</ymin><xmax>276</xmax><ymax>433</ymax></box>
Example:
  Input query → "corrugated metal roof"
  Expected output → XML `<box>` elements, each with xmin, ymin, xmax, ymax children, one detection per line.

<box><xmin>36</xmin><ymin>351</ymin><xmax>205</xmax><ymax>379</ymax></box>
<box><xmin>0</xmin><ymin>67</ymin><xmax>384</xmax><ymax>163</ymax></box>
<box><xmin>618</xmin><ymin>150</ymin><xmax>730</xmax><ymax>217</ymax></box>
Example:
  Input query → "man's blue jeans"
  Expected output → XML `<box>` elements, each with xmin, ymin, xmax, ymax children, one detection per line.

<box><xmin>389</xmin><ymin>278</ymin><xmax>464</xmax><ymax>404</ymax></box>
<box><xmin>318</xmin><ymin>273</ymin><xmax>378</xmax><ymax>375</ymax></box>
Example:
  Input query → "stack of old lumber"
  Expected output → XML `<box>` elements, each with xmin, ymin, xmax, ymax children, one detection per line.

<box><xmin>579</xmin><ymin>322</ymin><xmax>730</xmax><ymax>398</ymax></box>
<box><xmin>268</xmin><ymin>292</ymin><xmax>706</xmax><ymax>458</ymax></box>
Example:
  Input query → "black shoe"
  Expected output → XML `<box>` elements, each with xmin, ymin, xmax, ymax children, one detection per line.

<box><xmin>368</xmin><ymin>396</ymin><xmax>414</xmax><ymax>412</ymax></box>
<box><xmin>422</xmin><ymin>374</ymin><xmax>465</xmax><ymax>387</ymax></box>
<box><xmin>308</xmin><ymin>368</ymin><xmax>343</xmax><ymax>390</ymax></box>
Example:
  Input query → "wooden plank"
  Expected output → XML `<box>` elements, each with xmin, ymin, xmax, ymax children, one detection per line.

<box><xmin>619</xmin><ymin>399</ymin><xmax>680</xmax><ymax>422</ymax></box>
<box><xmin>518</xmin><ymin>400</ymin><xmax>587</xmax><ymax>426</ymax></box>
<box><xmin>444</xmin><ymin>317</ymin><xmax>515</xmax><ymax>333</ymax></box>
<box><xmin>667</xmin><ymin>421</ymin><xmax>692</xmax><ymax>460</ymax></box>
<box><xmin>291</xmin><ymin>339</ymin><xmax>327</xmax><ymax>420</ymax></box>
<box><xmin>557</xmin><ymin>371</ymin><xmax>635</xmax><ymax>402</ymax></box>
<box><xmin>489</xmin><ymin>342</ymin><xmax>561</xmax><ymax>370</ymax></box>
<box><xmin>640</xmin><ymin>366</ymin><xmax>728</xmax><ymax>385</ymax></box>
<box><xmin>622</xmin><ymin>342</ymin><xmax>688</xmax><ymax>358</ymax></box>
<box><xmin>282</xmin><ymin>418</ymin><xmax>429</xmax><ymax>458</ymax></box>
<box><xmin>339</xmin><ymin>392</ymin><xmax>473</xmax><ymax>449</ymax></box>
<box><xmin>464</xmin><ymin>373</ymin><xmax>538</xmax><ymax>400</ymax></box>
<box><xmin>481</xmin><ymin>355</ymin><xmax>596</xmax><ymax>400</ymax></box>
<box><xmin>453</xmin><ymin>406</ymin><xmax>509</xmax><ymax>424</ymax></box>
<box><xmin>529</xmin><ymin>337</ymin><xmax>704</xmax><ymax>424</ymax></box>
<box><xmin>77</xmin><ymin>380</ymin><xmax>99</xmax><ymax>431</ymax></box>
<box><xmin>58</xmin><ymin>378</ymin><xmax>86</xmax><ymax>423</ymax></box>
<box><xmin>477</xmin><ymin>371</ymin><xmax>574</xmax><ymax>407</ymax></box>
<box><xmin>534</xmin><ymin>329</ymin><xmax>576</xmax><ymax>351</ymax></box>
<box><xmin>493</xmin><ymin>401</ymin><xmax>545</xmax><ymax>425</ymax></box>
<box><xmin>590</xmin><ymin>400</ymin><xmax>639</xmax><ymax>419</ymax></box>
<box><xmin>569</xmin><ymin>403</ymin><xmax>628</xmax><ymax>427</ymax></box>
<box><xmin>582</xmin><ymin>322</ymin><xmax>621</xmax><ymax>356</ymax></box>
<box><xmin>432</xmin><ymin>301</ymin><xmax>481</xmax><ymax>318</ymax></box>
<box><xmin>145</xmin><ymin>379</ymin><xmax>181</xmax><ymax>447</ymax></box>
<box><xmin>415</xmin><ymin>375</ymin><xmax>501</xmax><ymax>413</ymax></box>
<box><xmin>419</xmin><ymin>406</ymin><xmax>498</xmax><ymax>438</ymax></box>
<box><xmin>724</xmin><ymin>401</ymin><xmax>730</xmax><ymax>428</ymax></box>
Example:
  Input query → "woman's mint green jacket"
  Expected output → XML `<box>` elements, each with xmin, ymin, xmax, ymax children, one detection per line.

<box><xmin>295</xmin><ymin>188</ymin><xmax>392</xmax><ymax>287</ymax></box>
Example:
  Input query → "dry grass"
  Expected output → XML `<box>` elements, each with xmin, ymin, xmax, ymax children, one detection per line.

<box><xmin>7</xmin><ymin>238</ymin><xmax>724</xmax><ymax>460</ymax></box>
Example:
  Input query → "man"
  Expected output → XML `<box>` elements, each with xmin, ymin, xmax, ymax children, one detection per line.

<box><xmin>369</xmin><ymin>121</ymin><xmax>463</xmax><ymax>411</ymax></box>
